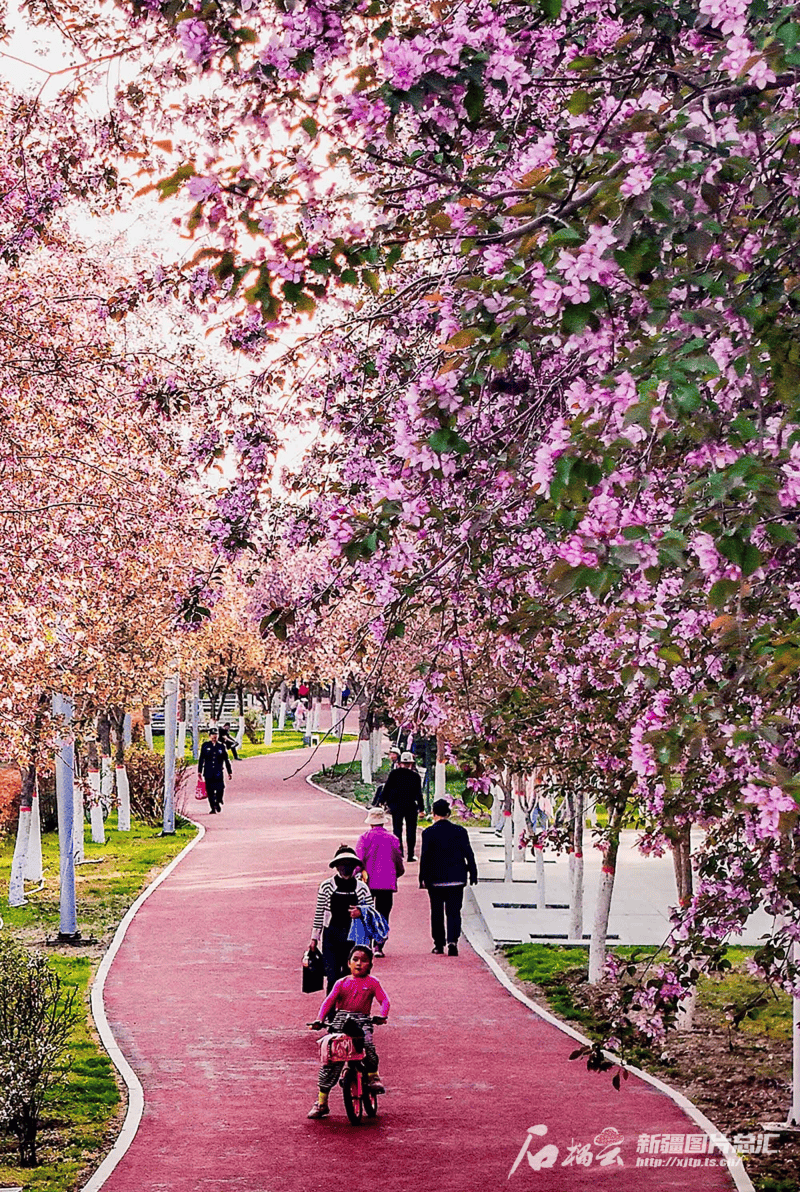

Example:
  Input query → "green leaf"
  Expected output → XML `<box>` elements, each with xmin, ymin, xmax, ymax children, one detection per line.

<box><xmin>567</xmin><ymin>89</ymin><xmax>590</xmax><ymax>115</ymax></box>
<box><xmin>301</xmin><ymin>116</ymin><xmax>319</xmax><ymax>139</ymax></box>
<box><xmin>540</xmin><ymin>0</ymin><xmax>562</xmax><ymax>15</ymax></box>
<box><xmin>464</xmin><ymin>82</ymin><xmax>484</xmax><ymax>125</ymax></box>
<box><xmin>567</xmin><ymin>56</ymin><xmax>599</xmax><ymax>71</ymax></box>
<box><xmin>708</xmin><ymin>579</ymin><xmax>739</xmax><ymax>609</ymax></box>
<box><xmin>427</xmin><ymin>428</ymin><xmax>470</xmax><ymax>454</ymax></box>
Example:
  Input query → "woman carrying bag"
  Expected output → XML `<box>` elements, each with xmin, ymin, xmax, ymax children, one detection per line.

<box><xmin>308</xmin><ymin>845</ymin><xmax>375</xmax><ymax>992</ymax></box>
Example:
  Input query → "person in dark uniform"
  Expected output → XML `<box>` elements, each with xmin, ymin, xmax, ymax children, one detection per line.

<box><xmin>379</xmin><ymin>751</ymin><xmax>424</xmax><ymax>861</ymax></box>
<box><xmin>198</xmin><ymin>728</ymin><xmax>232</xmax><ymax>813</ymax></box>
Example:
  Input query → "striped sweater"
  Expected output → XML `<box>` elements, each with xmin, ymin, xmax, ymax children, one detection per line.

<box><xmin>311</xmin><ymin>876</ymin><xmax>374</xmax><ymax>940</ymax></box>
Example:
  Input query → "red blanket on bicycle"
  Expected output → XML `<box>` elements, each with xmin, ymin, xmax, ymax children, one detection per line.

<box><xmin>318</xmin><ymin>975</ymin><xmax>390</xmax><ymax>1020</ymax></box>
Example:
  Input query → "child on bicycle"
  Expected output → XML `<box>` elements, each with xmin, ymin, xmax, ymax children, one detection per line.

<box><xmin>307</xmin><ymin>944</ymin><xmax>390</xmax><ymax>1119</ymax></box>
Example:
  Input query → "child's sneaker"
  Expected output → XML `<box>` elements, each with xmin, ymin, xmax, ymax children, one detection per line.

<box><xmin>307</xmin><ymin>1102</ymin><xmax>330</xmax><ymax>1119</ymax></box>
<box><xmin>367</xmin><ymin>1075</ymin><xmax>386</xmax><ymax>1094</ymax></box>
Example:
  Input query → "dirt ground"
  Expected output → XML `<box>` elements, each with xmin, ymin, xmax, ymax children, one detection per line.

<box><xmin>498</xmin><ymin>954</ymin><xmax>800</xmax><ymax>1192</ymax></box>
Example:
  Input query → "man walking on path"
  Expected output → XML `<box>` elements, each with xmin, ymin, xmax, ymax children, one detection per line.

<box><xmin>197</xmin><ymin>728</ymin><xmax>232</xmax><ymax>813</ymax></box>
<box><xmin>356</xmin><ymin>808</ymin><xmax>405</xmax><ymax>955</ymax></box>
<box><xmin>380</xmin><ymin>750</ymin><xmax>424</xmax><ymax>860</ymax></box>
<box><xmin>419</xmin><ymin>798</ymin><xmax>478</xmax><ymax>956</ymax></box>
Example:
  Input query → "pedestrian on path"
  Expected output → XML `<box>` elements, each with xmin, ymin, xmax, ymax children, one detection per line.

<box><xmin>219</xmin><ymin>722</ymin><xmax>240</xmax><ymax>760</ymax></box>
<box><xmin>419</xmin><ymin>799</ymin><xmax>478</xmax><ymax>956</ymax></box>
<box><xmin>198</xmin><ymin>728</ymin><xmax>233</xmax><ymax>814</ymax></box>
<box><xmin>309</xmin><ymin>846</ymin><xmax>375</xmax><ymax>991</ymax></box>
<box><xmin>307</xmin><ymin>945</ymin><xmax>390</xmax><ymax>1118</ymax></box>
<box><xmin>355</xmin><ymin>809</ymin><xmax>404</xmax><ymax>956</ymax></box>
<box><xmin>379</xmin><ymin>750</ymin><xmax>424</xmax><ymax>861</ymax></box>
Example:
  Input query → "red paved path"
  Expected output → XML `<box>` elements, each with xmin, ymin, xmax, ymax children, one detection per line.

<box><xmin>100</xmin><ymin>745</ymin><xmax>736</xmax><ymax>1192</ymax></box>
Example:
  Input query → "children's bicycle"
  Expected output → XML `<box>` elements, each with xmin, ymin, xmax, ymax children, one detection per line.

<box><xmin>309</xmin><ymin>1017</ymin><xmax>384</xmax><ymax>1125</ymax></box>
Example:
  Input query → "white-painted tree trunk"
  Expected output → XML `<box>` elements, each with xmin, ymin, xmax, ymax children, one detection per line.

<box><xmin>88</xmin><ymin>765</ymin><xmax>105</xmax><ymax>845</ymax></box>
<box><xmin>163</xmin><ymin>674</ymin><xmax>178</xmax><ymax>835</ymax></box>
<box><xmin>514</xmin><ymin>792</ymin><xmax>527</xmax><ymax>862</ymax></box>
<box><xmin>676</xmin><ymin>986</ymin><xmax>698</xmax><ymax>1032</ymax></box>
<box><xmin>263</xmin><ymin>711</ymin><xmax>273</xmax><ymax>745</ymax></box>
<box><xmin>101</xmin><ymin>754</ymin><xmax>113</xmax><ymax>813</ymax></box>
<box><xmin>177</xmin><ymin>693</ymin><xmax>187</xmax><ymax>759</ymax></box>
<box><xmin>503</xmin><ymin>789</ymin><xmax>514</xmax><ymax>882</ymax></box>
<box><xmin>370</xmin><ymin>726</ymin><xmax>382</xmax><ymax>772</ymax></box>
<box><xmin>278</xmin><ymin>700</ymin><xmax>287</xmax><ymax>731</ymax></box>
<box><xmin>53</xmin><ymin>693</ymin><xmax>78</xmax><ymax>937</ymax></box>
<box><xmin>25</xmin><ymin>784</ymin><xmax>43</xmax><ymax>882</ymax></box>
<box><xmin>569</xmin><ymin>851</ymin><xmax>584</xmax><ymax>940</ymax></box>
<box><xmin>72</xmin><ymin>772</ymin><xmax>85</xmax><ymax>865</ymax></box>
<box><xmin>9</xmin><ymin>799</ymin><xmax>32</xmax><ymax>906</ymax></box>
<box><xmin>311</xmin><ymin>699</ymin><xmax>322</xmax><ymax>732</ymax></box>
<box><xmin>191</xmin><ymin>675</ymin><xmax>200</xmax><ymax>760</ymax></box>
<box><xmin>491</xmin><ymin>782</ymin><xmax>503</xmax><ymax>831</ymax></box>
<box><xmin>435</xmin><ymin>759</ymin><xmax>447</xmax><ymax>802</ymax></box>
<box><xmin>360</xmin><ymin>739</ymin><xmax>372</xmax><ymax>785</ymax></box>
<box><xmin>534</xmin><ymin>842</ymin><xmax>546</xmax><ymax>909</ymax></box>
<box><xmin>589</xmin><ymin>866</ymin><xmax>616</xmax><ymax>983</ymax></box>
<box><xmin>116</xmin><ymin>766</ymin><xmax>131</xmax><ymax>831</ymax></box>
<box><xmin>144</xmin><ymin>724</ymin><xmax>154</xmax><ymax>750</ymax></box>
<box><xmin>123</xmin><ymin>712</ymin><xmax>132</xmax><ymax>748</ymax></box>
<box><xmin>235</xmin><ymin>715</ymin><xmax>245</xmax><ymax>748</ymax></box>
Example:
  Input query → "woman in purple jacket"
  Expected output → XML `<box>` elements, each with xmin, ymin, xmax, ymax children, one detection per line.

<box><xmin>355</xmin><ymin>808</ymin><xmax>405</xmax><ymax>956</ymax></box>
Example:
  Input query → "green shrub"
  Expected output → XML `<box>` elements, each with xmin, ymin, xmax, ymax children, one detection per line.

<box><xmin>0</xmin><ymin>938</ymin><xmax>78</xmax><ymax>1166</ymax></box>
<box><xmin>123</xmin><ymin>744</ymin><xmax>189</xmax><ymax>825</ymax></box>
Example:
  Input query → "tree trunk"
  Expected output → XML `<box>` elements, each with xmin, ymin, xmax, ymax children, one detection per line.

<box><xmin>142</xmin><ymin>704</ymin><xmax>154</xmax><ymax>750</ymax></box>
<box><xmin>534</xmin><ymin>841</ymin><xmax>546</xmax><ymax>909</ymax></box>
<box><xmin>435</xmin><ymin>738</ymin><xmax>447</xmax><ymax>803</ymax></box>
<box><xmin>360</xmin><ymin>739</ymin><xmax>372</xmax><ymax>784</ymax></box>
<box><xmin>25</xmin><ymin>777</ymin><xmax>43</xmax><ymax>883</ymax></box>
<box><xmin>670</xmin><ymin>821</ymin><xmax>693</xmax><ymax>908</ymax></box>
<box><xmin>569</xmin><ymin>786</ymin><xmax>585</xmax><ymax>941</ymax></box>
<box><xmin>109</xmin><ymin>707</ymin><xmax>130</xmax><ymax>831</ymax></box>
<box><xmin>278</xmin><ymin>680</ymin><xmax>287</xmax><ymax>731</ymax></box>
<box><xmin>502</xmin><ymin>778</ymin><xmax>514</xmax><ymax>882</ymax></box>
<box><xmin>263</xmin><ymin>710</ymin><xmax>273</xmax><ymax>745</ymax></box>
<box><xmin>177</xmin><ymin>694</ymin><xmax>187</xmax><ymax>760</ymax></box>
<box><xmin>191</xmin><ymin>674</ymin><xmax>200</xmax><ymax>760</ymax></box>
<box><xmin>87</xmin><ymin>739</ymin><xmax>105</xmax><ymax>846</ymax></box>
<box><xmin>588</xmin><ymin>804</ymin><xmax>624</xmax><ymax>983</ymax></box>
<box><xmin>53</xmin><ymin>693</ymin><xmax>79</xmax><ymax>939</ymax></box>
<box><xmin>9</xmin><ymin>764</ymin><xmax>35</xmax><ymax>906</ymax></box>
<box><xmin>163</xmin><ymin>674</ymin><xmax>178</xmax><ymax>835</ymax></box>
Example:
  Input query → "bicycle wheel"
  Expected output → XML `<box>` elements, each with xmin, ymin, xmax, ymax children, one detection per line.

<box><xmin>362</xmin><ymin>1083</ymin><xmax>378</xmax><ymax>1118</ymax></box>
<box><xmin>341</xmin><ymin>1070</ymin><xmax>363</xmax><ymax>1125</ymax></box>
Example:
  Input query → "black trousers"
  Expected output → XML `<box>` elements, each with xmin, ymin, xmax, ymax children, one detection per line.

<box><xmin>206</xmin><ymin>775</ymin><xmax>225</xmax><ymax>812</ymax></box>
<box><xmin>321</xmin><ymin>928</ymin><xmax>352</xmax><ymax>993</ymax></box>
<box><xmin>390</xmin><ymin>807</ymin><xmax>418</xmax><ymax>859</ymax></box>
<box><xmin>428</xmin><ymin>885</ymin><xmax>465</xmax><ymax>948</ymax></box>
<box><xmin>372</xmin><ymin>889</ymin><xmax>394</xmax><ymax>922</ymax></box>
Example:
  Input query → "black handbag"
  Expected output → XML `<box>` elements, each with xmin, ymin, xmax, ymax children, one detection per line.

<box><xmin>302</xmin><ymin>947</ymin><xmax>325</xmax><ymax>994</ymax></box>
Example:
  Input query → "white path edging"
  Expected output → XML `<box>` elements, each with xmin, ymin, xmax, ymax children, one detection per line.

<box><xmin>80</xmin><ymin>819</ymin><xmax>206</xmax><ymax>1192</ymax></box>
<box><xmin>306</xmin><ymin>772</ymin><xmax>752</xmax><ymax>1192</ymax></box>
<box><xmin>463</xmin><ymin>921</ymin><xmax>754</xmax><ymax>1192</ymax></box>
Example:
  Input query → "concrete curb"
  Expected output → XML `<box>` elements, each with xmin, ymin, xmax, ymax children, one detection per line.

<box><xmin>80</xmin><ymin>819</ymin><xmax>206</xmax><ymax>1192</ymax></box>
<box><xmin>304</xmin><ymin>777</ymin><xmax>752</xmax><ymax>1192</ymax></box>
<box><xmin>462</xmin><ymin>889</ymin><xmax>754</xmax><ymax>1192</ymax></box>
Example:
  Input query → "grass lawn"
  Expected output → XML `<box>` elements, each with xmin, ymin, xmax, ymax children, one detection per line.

<box><xmin>153</xmin><ymin>728</ymin><xmax>356</xmax><ymax>760</ymax></box>
<box><xmin>503</xmin><ymin>943</ymin><xmax>795</xmax><ymax>1191</ymax></box>
<box><xmin>312</xmin><ymin>758</ymin><xmax>486</xmax><ymax>825</ymax></box>
<box><xmin>0</xmin><ymin>817</ymin><xmax>197</xmax><ymax>1191</ymax></box>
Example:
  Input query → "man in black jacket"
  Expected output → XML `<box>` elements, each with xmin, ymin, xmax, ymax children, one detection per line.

<box><xmin>419</xmin><ymin>799</ymin><xmax>478</xmax><ymax>956</ymax></box>
<box><xmin>198</xmin><ymin>729</ymin><xmax>233</xmax><ymax>814</ymax></box>
<box><xmin>379</xmin><ymin>751</ymin><xmax>424</xmax><ymax>861</ymax></box>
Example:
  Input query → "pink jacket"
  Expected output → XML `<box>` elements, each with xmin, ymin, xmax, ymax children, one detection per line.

<box><xmin>355</xmin><ymin>826</ymin><xmax>405</xmax><ymax>891</ymax></box>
